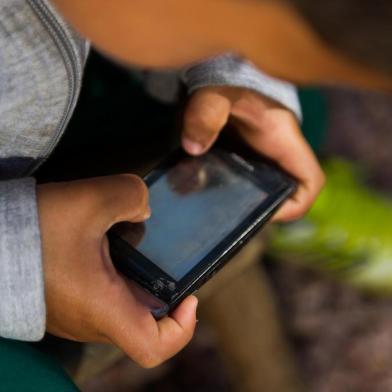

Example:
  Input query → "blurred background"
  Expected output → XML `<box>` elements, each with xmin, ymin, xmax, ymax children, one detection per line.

<box><xmin>36</xmin><ymin>50</ymin><xmax>392</xmax><ymax>392</ymax></box>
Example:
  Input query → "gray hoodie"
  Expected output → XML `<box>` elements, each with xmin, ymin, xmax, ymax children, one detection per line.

<box><xmin>0</xmin><ymin>0</ymin><xmax>301</xmax><ymax>341</ymax></box>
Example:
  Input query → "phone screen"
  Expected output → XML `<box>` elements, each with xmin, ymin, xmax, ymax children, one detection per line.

<box><xmin>118</xmin><ymin>153</ymin><xmax>268</xmax><ymax>280</ymax></box>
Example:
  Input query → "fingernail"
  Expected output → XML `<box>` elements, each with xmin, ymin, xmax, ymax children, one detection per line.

<box><xmin>182</xmin><ymin>137</ymin><xmax>204</xmax><ymax>155</ymax></box>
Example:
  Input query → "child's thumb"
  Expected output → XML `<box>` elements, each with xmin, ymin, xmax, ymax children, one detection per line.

<box><xmin>92</xmin><ymin>174</ymin><xmax>150</xmax><ymax>229</ymax></box>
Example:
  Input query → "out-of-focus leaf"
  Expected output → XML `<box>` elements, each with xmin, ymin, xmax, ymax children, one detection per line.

<box><xmin>269</xmin><ymin>159</ymin><xmax>392</xmax><ymax>293</ymax></box>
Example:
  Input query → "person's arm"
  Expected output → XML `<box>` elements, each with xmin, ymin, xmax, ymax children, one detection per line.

<box><xmin>180</xmin><ymin>54</ymin><xmax>324</xmax><ymax>221</ymax></box>
<box><xmin>0</xmin><ymin>178</ymin><xmax>45</xmax><ymax>341</ymax></box>
<box><xmin>0</xmin><ymin>174</ymin><xmax>197</xmax><ymax>366</ymax></box>
<box><xmin>182</xmin><ymin>53</ymin><xmax>302</xmax><ymax>121</ymax></box>
<box><xmin>144</xmin><ymin>55</ymin><xmax>322</xmax><ymax>221</ymax></box>
<box><xmin>143</xmin><ymin>54</ymin><xmax>301</xmax><ymax>120</ymax></box>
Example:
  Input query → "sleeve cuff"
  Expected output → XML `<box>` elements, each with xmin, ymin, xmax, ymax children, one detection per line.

<box><xmin>182</xmin><ymin>53</ymin><xmax>302</xmax><ymax>122</ymax></box>
<box><xmin>0</xmin><ymin>178</ymin><xmax>46</xmax><ymax>341</ymax></box>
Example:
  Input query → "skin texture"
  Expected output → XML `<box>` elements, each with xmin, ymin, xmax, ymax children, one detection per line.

<box><xmin>39</xmin><ymin>0</ymin><xmax>391</xmax><ymax>365</ymax></box>
<box><xmin>182</xmin><ymin>87</ymin><xmax>325</xmax><ymax>221</ymax></box>
<box><xmin>37</xmin><ymin>175</ymin><xmax>197</xmax><ymax>367</ymax></box>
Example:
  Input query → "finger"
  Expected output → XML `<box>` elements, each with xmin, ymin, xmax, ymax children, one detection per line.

<box><xmin>233</xmin><ymin>111</ymin><xmax>325</xmax><ymax>222</ymax></box>
<box><xmin>182</xmin><ymin>88</ymin><xmax>231</xmax><ymax>155</ymax></box>
<box><xmin>104</xmin><ymin>289</ymin><xmax>197</xmax><ymax>368</ymax></box>
<box><xmin>99</xmin><ymin>281</ymin><xmax>158</xmax><ymax>365</ymax></box>
<box><xmin>88</xmin><ymin>174</ymin><xmax>151</xmax><ymax>229</ymax></box>
<box><xmin>154</xmin><ymin>295</ymin><xmax>198</xmax><ymax>363</ymax></box>
<box><xmin>271</xmin><ymin>184</ymin><xmax>316</xmax><ymax>222</ymax></box>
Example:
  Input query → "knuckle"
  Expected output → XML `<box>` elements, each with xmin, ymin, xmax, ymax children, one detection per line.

<box><xmin>116</xmin><ymin>174</ymin><xmax>148</xmax><ymax>202</ymax></box>
<box><xmin>286</xmin><ymin>206</ymin><xmax>307</xmax><ymax>222</ymax></box>
<box><xmin>107</xmin><ymin>174</ymin><xmax>149</xmax><ymax>220</ymax></box>
<box><xmin>292</xmin><ymin>208</ymin><xmax>307</xmax><ymax>221</ymax></box>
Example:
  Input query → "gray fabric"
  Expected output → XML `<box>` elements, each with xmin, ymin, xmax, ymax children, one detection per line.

<box><xmin>0</xmin><ymin>178</ymin><xmax>44</xmax><ymax>341</ymax></box>
<box><xmin>0</xmin><ymin>0</ymin><xmax>86</xmax><ymax>169</ymax></box>
<box><xmin>143</xmin><ymin>56</ymin><xmax>302</xmax><ymax>121</ymax></box>
<box><xmin>0</xmin><ymin>0</ymin><xmax>301</xmax><ymax>342</ymax></box>
<box><xmin>183</xmin><ymin>54</ymin><xmax>302</xmax><ymax>121</ymax></box>
<box><xmin>0</xmin><ymin>0</ymin><xmax>86</xmax><ymax>341</ymax></box>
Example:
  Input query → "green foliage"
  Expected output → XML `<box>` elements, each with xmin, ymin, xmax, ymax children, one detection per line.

<box><xmin>269</xmin><ymin>159</ymin><xmax>392</xmax><ymax>293</ymax></box>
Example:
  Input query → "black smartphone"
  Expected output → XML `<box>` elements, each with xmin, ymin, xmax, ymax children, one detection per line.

<box><xmin>108</xmin><ymin>146</ymin><xmax>296</xmax><ymax>317</ymax></box>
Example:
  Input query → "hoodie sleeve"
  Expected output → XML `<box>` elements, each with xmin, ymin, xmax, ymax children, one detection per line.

<box><xmin>143</xmin><ymin>53</ymin><xmax>302</xmax><ymax>120</ymax></box>
<box><xmin>0</xmin><ymin>177</ymin><xmax>46</xmax><ymax>341</ymax></box>
<box><xmin>181</xmin><ymin>53</ymin><xmax>302</xmax><ymax>121</ymax></box>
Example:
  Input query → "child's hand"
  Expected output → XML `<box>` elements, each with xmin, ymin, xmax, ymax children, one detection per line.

<box><xmin>37</xmin><ymin>175</ymin><xmax>197</xmax><ymax>368</ymax></box>
<box><xmin>182</xmin><ymin>86</ymin><xmax>325</xmax><ymax>222</ymax></box>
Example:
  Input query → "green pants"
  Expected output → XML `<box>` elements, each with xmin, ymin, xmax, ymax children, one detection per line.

<box><xmin>0</xmin><ymin>338</ymin><xmax>79</xmax><ymax>392</ymax></box>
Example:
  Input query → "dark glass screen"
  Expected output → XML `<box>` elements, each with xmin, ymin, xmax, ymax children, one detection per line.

<box><xmin>119</xmin><ymin>153</ymin><xmax>267</xmax><ymax>280</ymax></box>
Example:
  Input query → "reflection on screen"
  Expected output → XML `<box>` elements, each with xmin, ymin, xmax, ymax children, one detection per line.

<box><xmin>122</xmin><ymin>153</ymin><xmax>267</xmax><ymax>280</ymax></box>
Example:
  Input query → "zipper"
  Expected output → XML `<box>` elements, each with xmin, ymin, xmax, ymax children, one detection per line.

<box><xmin>26</xmin><ymin>0</ymin><xmax>80</xmax><ymax>175</ymax></box>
